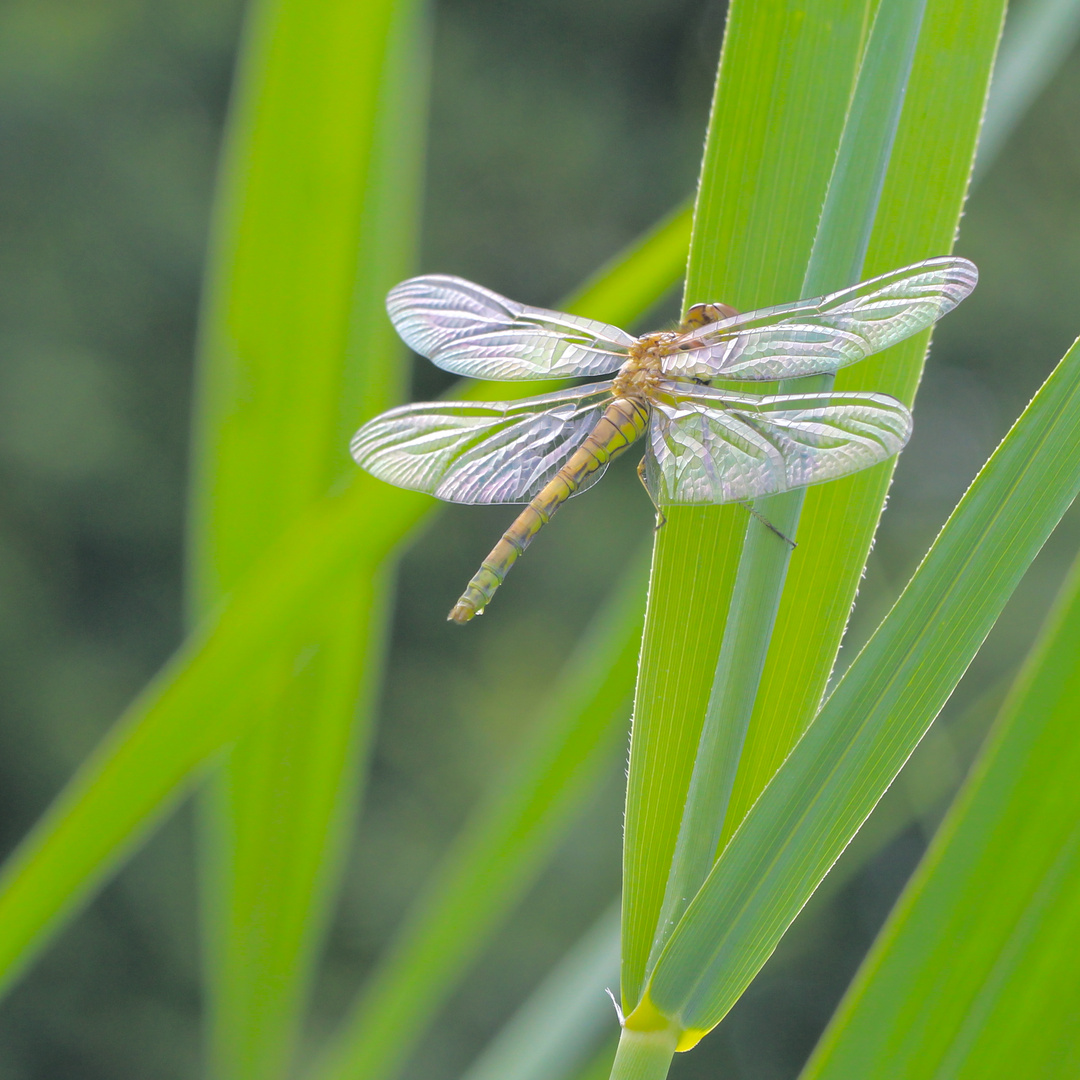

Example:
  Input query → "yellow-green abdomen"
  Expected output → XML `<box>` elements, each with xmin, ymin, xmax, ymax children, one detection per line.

<box><xmin>448</xmin><ymin>395</ymin><xmax>649</xmax><ymax>623</ymax></box>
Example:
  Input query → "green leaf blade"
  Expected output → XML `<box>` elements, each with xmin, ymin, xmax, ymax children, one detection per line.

<box><xmin>648</xmin><ymin>331</ymin><xmax>1080</xmax><ymax>1036</ymax></box>
<box><xmin>188</xmin><ymin>0</ymin><xmax>429</xmax><ymax>1075</ymax></box>
<box><xmin>650</xmin><ymin>0</ymin><xmax>934</xmax><ymax>986</ymax></box>
<box><xmin>621</xmin><ymin>0</ymin><xmax>874</xmax><ymax>1012</ymax></box>
<box><xmin>719</xmin><ymin>0</ymin><xmax>1008</xmax><ymax>852</ymax></box>
<box><xmin>803</xmin><ymin>542</ymin><xmax>1080</xmax><ymax>1078</ymax></box>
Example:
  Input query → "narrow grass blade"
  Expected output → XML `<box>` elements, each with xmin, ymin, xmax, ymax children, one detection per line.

<box><xmin>804</xmin><ymin>0</ymin><xmax>929</xmax><ymax>294</ymax></box>
<box><xmin>622</xmin><ymin>0</ymin><xmax>1007</xmax><ymax>1035</ymax></box>
<box><xmin>803</xmin><ymin>543</ymin><xmax>1080</xmax><ymax>1079</ymax></box>
<box><xmin>188</xmin><ymin>0</ymin><xmax>429</xmax><ymax>1075</ymax></box>
<box><xmin>773</xmin><ymin>0</ymin><xmax>1080</xmax><ymax>917</ymax></box>
<box><xmin>308</xmin><ymin>551</ymin><xmax>646</xmax><ymax>1080</ymax></box>
<box><xmin>783</xmin><ymin>0</ymin><xmax>1080</xmax><ymax>927</ymax></box>
<box><xmin>457</xmin><ymin>902</ymin><xmax>620</xmax><ymax>1080</ymax></box>
<box><xmin>646</xmin><ymin>332</ymin><xmax>1080</xmax><ymax>1039</ymax></box>
<box><xmin>0</xmin><ymin>196</ymin><xmax>689</xmax><ymax>1004</ymax></box>
<box><xmin>621</xmin><ymin>0</ymin><xmax>874</xmax><ymax>1013</ymax></box>
<box><xmin>717</xmin><ymin>0</ymin><xmax>1006</xmax><ymax>858</ymax></box>
<box><xmin>645</xmin><ymin>0</ymin><xmax>929</xmax><ymax>985</ymax></box>
<box><xmin>795</xmin><ymin>678</ymin><xmax>1005</xmax><ymax>919</ymax></box>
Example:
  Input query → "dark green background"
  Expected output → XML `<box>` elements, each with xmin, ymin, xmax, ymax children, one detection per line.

<box><xmin>1</xmin><ymin>0</ymin><xmax>1078</xmax><ymax>1077</ymax></box>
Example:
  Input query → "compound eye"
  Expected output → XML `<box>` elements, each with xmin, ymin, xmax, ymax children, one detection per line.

<box><xmin>680</xmin><ymin>301</ymin><xmax>740</xmax><ymax>331</ymax></box>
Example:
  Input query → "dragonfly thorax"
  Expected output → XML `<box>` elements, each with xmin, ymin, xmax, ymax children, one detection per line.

<box><xmin>612</xmin><ymin>332</ymin><xmax>676</xmax><ymax>400</ymax></box>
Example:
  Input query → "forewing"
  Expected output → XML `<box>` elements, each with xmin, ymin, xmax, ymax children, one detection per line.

<box><xmin>351</xmin><ymin>383</ymin><xmax>615</xmax><ymax>504</ymax></box>
<box><xmin>664</xmin><ymin>256</ymin><xmax>977</xmax><ymax>380</ymax></box>
<box><xmin>645</xmin><ymin>384</ymin><xmax>912</xmax><ymax>504</ymax></box>
<box><xmin>387</xmin><ymin>275</ymin><xmax>636</xmax><ymax>380</ymax></box>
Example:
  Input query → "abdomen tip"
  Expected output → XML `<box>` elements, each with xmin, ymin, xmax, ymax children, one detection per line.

<box><xmin>447</xmin><ymin>601</ymin><xmax>480</xmax><ymax>624</ymax></box>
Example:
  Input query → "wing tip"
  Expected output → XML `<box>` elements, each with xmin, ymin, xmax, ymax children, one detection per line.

<box><xmin>920</xmin><ymin>254</ymin><xmax>979</xmax><ymax>297</ymax></box>
<box><xmin>386</xmin><ymin>273</ymin><xmax>508</xmax><ymax>311</ymax></box>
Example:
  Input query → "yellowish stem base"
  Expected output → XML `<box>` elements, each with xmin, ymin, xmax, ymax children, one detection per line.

<box><xmin>607</xmin><ymin>1026</ymin><xmax>678</xmax><ymax>1080</ymax></box>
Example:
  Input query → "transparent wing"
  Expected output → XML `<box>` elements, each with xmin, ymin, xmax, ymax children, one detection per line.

<box><xmin>351</xmin><ymin>383</ymin><xmax>616</xmax><ymax>504</ymax></box>
<box><xmin>387</xmin><ymin>275</ymin><xmax>636</xmax><ymax>380</ymax></box>
<box><xmin>644</xmin><ymin>384</ymin><xmax>912</xmax><ymax>504</ymax></box>
<box><xmin>664</xmin><ymin>256</ymin><xmax>977</xmax><ymax>381</ymax></box>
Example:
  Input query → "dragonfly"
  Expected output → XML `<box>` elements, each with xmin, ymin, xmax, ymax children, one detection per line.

<box><xmin>351</xmin><ymin>256</ymin><xmax>977</xmax><ymax>623</ymax></box>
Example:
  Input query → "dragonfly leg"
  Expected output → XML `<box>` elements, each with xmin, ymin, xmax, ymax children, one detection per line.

<box><xmin>637</xmin><ymin>458</ymin><xmax>666</xmax><ymax>529</ymax></box>
<box><xmin>739</xmin><ymin>500</ymin><xmax>796</xmax><ymax>548</ymax></box>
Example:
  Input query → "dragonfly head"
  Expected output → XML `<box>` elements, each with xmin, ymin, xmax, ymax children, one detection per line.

<box><xmin>680</xmin><ymin>300</ymin><xmax>740</xmax><ymax>332</ymax></box>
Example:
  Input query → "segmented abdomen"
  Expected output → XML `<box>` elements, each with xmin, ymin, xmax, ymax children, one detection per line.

<box><xmin>448</xmin><ymin>395</ymin><xmax>649</xmax><ymax>623</ymax></box>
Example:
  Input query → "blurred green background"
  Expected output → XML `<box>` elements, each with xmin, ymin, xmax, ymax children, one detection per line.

<box><xmin>1</xmin><ymin>0</ymin><xmax>1079</xmax><ymax>1077</ymax></box>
